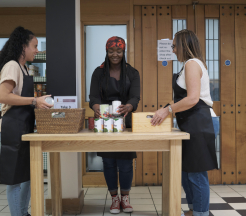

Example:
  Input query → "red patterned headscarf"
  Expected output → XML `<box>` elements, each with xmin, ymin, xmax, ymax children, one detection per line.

<box><xmin>106</xmin><ymin>36</ymin><xmax>126</xmax><ymax>52</ymax></box>
<box><xmin>100</xmin><ymin>36</ymin><xmax>126</xmax><ymax>68</ymax></box>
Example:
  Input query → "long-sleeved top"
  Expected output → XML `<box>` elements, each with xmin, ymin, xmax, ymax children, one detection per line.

<box><xmin>89</xmin><ymin>63</ymin><xmax>140</xmax><ymax>160</ymax></box>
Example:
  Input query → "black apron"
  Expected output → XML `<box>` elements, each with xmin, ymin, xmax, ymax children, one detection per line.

<box><xmin>173</xmin><ymin>72</ymin><xmax>218</xmax><ymax>172</ymax></box>
<box><xmin>0</xmin><ymin>62</ymin><xmax>35</xmax><ymax>185</ymax></box>
<box><xmin>97</xmin><ymin>75</ymin><xmax>137</xmax><ymax>160</ymax></box>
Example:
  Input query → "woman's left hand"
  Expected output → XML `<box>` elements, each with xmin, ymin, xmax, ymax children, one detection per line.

<box><xmin>151</xmin><ymin>107</ymin><xmax>169</xmax><ymax>126</ymax></box>
<box><xmin>118</xmin><ymin>104</ymin><xmax>133</xmax><ymax>117</ymax></box>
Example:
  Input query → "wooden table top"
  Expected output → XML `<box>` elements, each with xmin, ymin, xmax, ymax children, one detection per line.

<box><xmin>22</xmin><ymin>128</ymin><xmax>189</xmax><ymax>142</ymax></box>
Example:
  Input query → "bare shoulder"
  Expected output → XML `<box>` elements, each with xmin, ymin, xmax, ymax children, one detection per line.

<box><xmin>185</xmin><ymin>60</ymin><xmax>202</xmax><ymax>77</ymax></box>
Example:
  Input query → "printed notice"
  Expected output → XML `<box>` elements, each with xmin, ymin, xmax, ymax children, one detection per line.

<box><xmin>54</xmin><ymin>96</ymin><xmax>78</xmax><ymax>109</ymax></box>
<box><xmin>157</xmin><ymin>40</ymin><xmax>175</xmax><ymax>61</ymax></box>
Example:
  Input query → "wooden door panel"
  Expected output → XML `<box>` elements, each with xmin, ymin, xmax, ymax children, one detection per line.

<box><xmin>220</xmin><ymin>5</ymin><xmax>236</xmax><ymax>185</ymax></box>
<box><xmin>235</xmin><ymin>5</ymin><xmax>246</xmax><ymax>184</ymax></box>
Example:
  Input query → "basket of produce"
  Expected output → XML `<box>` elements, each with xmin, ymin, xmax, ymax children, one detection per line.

<box><xmin>35</xmin><ymin>108</ymin><xmax>85</xmax><ymax>134</ymax></box>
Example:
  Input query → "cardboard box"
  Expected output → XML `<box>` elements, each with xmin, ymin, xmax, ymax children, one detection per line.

<box><xmin>132</xmin><ymin>112</ymin><xmax>171</xmax><ymax>133</ymax></box>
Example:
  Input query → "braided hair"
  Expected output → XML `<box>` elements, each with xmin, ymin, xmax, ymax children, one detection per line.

<box><xmin>0</xmin><ymin>26</ymin><xmax>35</xmax><ymax>72</ymax></box>
<box><xmin>99</xmin><ymin>36</ymin><xmax>127</xmax><ymax>103</ymax></box>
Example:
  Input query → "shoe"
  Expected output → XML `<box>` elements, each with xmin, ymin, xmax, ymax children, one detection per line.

<box><xmin>110</xmin><ymin>195</ymin><xmax>120</xmax><ymax>214</ymax></box>
<box><xmin>27</xmin><ymin>214</ymin><xmax>31</xmax><ymax>216</ymax></box>
<box><xmin>120</xmin><ymin>195</ymin><xmax>133</xmax><ymax>213</ymax></box>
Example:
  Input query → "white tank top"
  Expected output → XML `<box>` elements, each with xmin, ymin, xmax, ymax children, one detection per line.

<box><xmin>176</xmin><ymin>58</ymin><xmax>216</xmax><ymax>117</ymax></box>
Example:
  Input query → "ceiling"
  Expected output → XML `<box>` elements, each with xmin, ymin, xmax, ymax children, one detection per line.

<box><xmin>0</xmin><ymin>0</ymin><xmax>45</xmax><ymax>7</ymax></box>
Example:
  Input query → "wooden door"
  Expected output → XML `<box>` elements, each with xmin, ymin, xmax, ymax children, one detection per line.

<box><xmin>134</xmin><ymin>3</ymin><xmax>246</xmax><ymax>186</ymax></box>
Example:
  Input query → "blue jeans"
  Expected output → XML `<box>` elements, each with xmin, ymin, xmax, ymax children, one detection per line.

<box><xmin>182</xmin><ymin>116</ymin><xmax>220</xmax><ymax>216</ymax></box>
<box><xmin>6</xmin><ymin>181</ymin><xmax>31</xmax><ymax>216</ymax></box>
<box><xmin>102</xmin><ymin>158</ymin><xmax>133</xmax><ymax>192</ymax></box>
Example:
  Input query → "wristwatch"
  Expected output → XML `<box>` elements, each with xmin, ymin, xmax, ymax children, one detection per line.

<box><xmin>32</xmin><ymin>98</ymin><xmax>37</xmax><ymax>107</ymax></box>
<box><xmin>168</xmin><ymin>105</ymin><xmax>173</xmax><ymax>113</ymax></box>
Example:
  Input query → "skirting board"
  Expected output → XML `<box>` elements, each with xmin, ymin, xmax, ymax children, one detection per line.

<box><xmin>45</xmin><ymin>190</ymin><xmax>84</xmax><ymax>215</ymax></box>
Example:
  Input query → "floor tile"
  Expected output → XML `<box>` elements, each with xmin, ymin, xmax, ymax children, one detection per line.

<box><xmin>151</xmin><ymin>193</ymin><xmax>162</xmax><ymax>199</ymax></box>
<box><xmin>129</xmin><ymin>194</ymin><xmax>152</xmax><ymax>199</ymax></box>
<box><xmin>84</xmin><ymin>194</ymin><xmax>107</xmax><ymax>200</ymax></box>
<box><xmin>104</xmin><ymin>212</ymin><xmax>130</xmax><ymax>216</ymax></box>
<box><xmin>210</xmin><ymin>197</ymin><xmax>227</xmax><ymax>204</ymax></box>
<box><xmin>149</xmin><ymin>186</ymin><xmax>162</xmax><ymax>194</ymax></box>
<box><xmin>131</xmin><ymin>211</ymin><xmax>158</xmax><ymax>216</ymax></box>
<box><xmin>153</xmin><ymin>199</ymin><xmax>161</xmax><ymax>205</ymax></box>
<box><xmin>210</xmin><ymin>186</ymin><xmax>235</xmax><ymax>193</ymax></box>
<box><xmin>229</xmin><ymin>203</ymin><xmax>246</xmax><ymax>210</ymax></box>
<box><xmin>130</xmin><ymin>204</ymin><xmax>156</xmax><ymax>211</ymax></box>
<box><xmin>216</xmin><ymin>192</ymin><xmax>242</xmax><ymax>198</ymax></box>
<box><xmin>80</xmin><ymin>205</ymin><xmax>105</xmax><ymax>213</ymax></box>
<box><xmin>239</xmin><ymin>192</ymin><xmax>246</xmax><ymax>198</ymax></box>
<box><xmin>131</xmin><ymin>186</ymin><xmax>150</xmax><ymax>194</ymax></box>
<box><xmin>236</xmin><ymin>210</ymin><xmax>246</xmax><ymax>216</ymax></box>
<box><xmin>209</xmin><ymin>203</ymin><xmax>234</xmax><ymax>210</ymax></box>
<box><xmin>0</xmin><ymin>195</ymin><xmax>6</xmax><ymax>200</ymax></box>
<box><xmin>181</xmin><ymin>204</ymin><xmax>189</xmax><ymax>211</ymax></box>
<box><xmin>84</xmin><ymin>199</ymin><xmax>106</xmax><ymax>206</ymax></box>
<box><xmin>210</xmin><ymin>210</ymin><xmax>241</xmax><ymax>216</ymax></box>
<box><xmin>222</xmin><ymin>197</ymin><xmax>246</xmax><ymax>203</ymax></box>
<box><xmin>86</xmin><ymin>188</ymin><xmax>108</xmax><ymax>194</ymax></box>
<box><xmin>181</xmin><ymin>198</ymin><xmax>187</xmax><ymax>204</ymax></box>
<box><xmin>0</xmin><ymin>213</ymin><xmax>11</xmax><ymax>216</ymax></box>
<box><xmin>130</xmin><ymin>199</ymin><xmax>154</xmax><ymax>205</ymax></box>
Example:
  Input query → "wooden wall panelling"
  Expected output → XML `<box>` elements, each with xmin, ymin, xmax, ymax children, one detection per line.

<box><xmin>187</xmin><ymin>5</ymin><xmax>195</xmax><ymax>32</ymax></box>
<box><xmin>80</xmin><ymin>0</ymin><xmax>130</xmax><ymax>22</ymax></box>
<box><xmin>235</xmin><ymin>5</ymin><xmax>246</xmax><ymax>184</ymax></box>
<box><xmin>157</xmin><ymin>5</ymin><xmax>172</xmax><ymax>186</ymax></box>
<box><xmin>129</xmin><ymin>0</ymin><xmax>135</xmax><ymax>66</ymax></box>
<box><xmin>172</xmin><ymin>5</ymin><xmax>187</xmax><ymax>19</ymax></box>
<box><xmin>220</xmin><ymin>5</ymin><xmax>236</xmax><ymax>184</ymax></box>
<box><xmin>0</xmin><ymin>14</ymin><xmax>46</xmax><ymax>37</ymax></box>
<box><xmin>133</xmin><ymin>0</ymin><xmax>246</xmax><ymax>5</ymax></box>
<box><xmin>205</xmin><ymin>5</ymin><xmax>220</xmax><ymax>18</ymax></box>
<box><xmin>134</xmin><ymin>6</ymin><xmax>143</xmax><ymax>186</ymax></box>
<box><xmin>142</xmin><ymin>5</ymin><xmax>157</xmax><ymax>112</ymax></box>
<box><xmin>195</xmin><ymin>5</ymin><xmax>205</xmax><ymax>59</ymax></box>
<box><xmin>142</xmin><ymin>5</ymin><xmax>158</xmax><ymax>186</ymax></box>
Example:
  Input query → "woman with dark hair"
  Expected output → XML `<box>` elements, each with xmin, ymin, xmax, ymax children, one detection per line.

<box><xmin>89</xmin><ymin>36</ymin><xmax>140</xmax><ymax>214</ymax></box>
<box><xmin>151</xmin><ymin>29</ymin><xmax>219</xmax><ymax>216</ymax></box>
<box><xmin>0</xmin><ymin>26</ymin><xmax>52</xmax><ymax>216</ymax></box>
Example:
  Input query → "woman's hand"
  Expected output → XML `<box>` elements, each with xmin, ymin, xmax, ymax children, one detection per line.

<box><xmin>118</xmin><ymin>104</ymin><xmax>133</xmax><ymax>117</ymax></box>
<box><xmin>36</xmin><ymin>95</ymin><xmax>53</xmax><ymax>109</ymax></box>
<box><xmin>151</xmin><ymin>107</ymin><xmax>170</xmax><ymax>126</ymax></box>
<box><xmin>94</xmin><ymin>108</ymin><xmax>101</xmax><ymax>118</ymax></box>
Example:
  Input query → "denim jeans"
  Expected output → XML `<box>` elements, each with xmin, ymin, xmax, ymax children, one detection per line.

<box><xmin>182</xmin><ymin>116</ymin><xmax>220</xmax><ymax>216</ymax></box>
<box><xmin>6</xmin><ymin>181</ymin><xmax>31</xmax><ymax>216</ymax></box>
<box><xmin>102</xmin><ymin>158</ymin><xmax>133</xmax><ymax>192</ymax></box>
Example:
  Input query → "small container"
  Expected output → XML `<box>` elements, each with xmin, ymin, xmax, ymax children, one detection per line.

<box><xmin>37</xmin><ymin>90</ymin><xmax>42</xmax><ymax>97</ymax></box>
<box><xmin>109</xmin><ymin>105</ymin><xmax>113</xmax><ymax>117</ymax></box>
<box><xmin>29</xmin><ymin>69</ymin><xmax>35</xmax><ymax>76</ymax></box>
<box><xmin>113</xmin><ymin>117</ymin><xmax>123</xmax><ymax>133</ymax></box>
<box><xmin>45</xmin><ymin>96</ymin><xmax>54</xmax><ymax>106</ymax></box>
<box><xmin>112</xmin><ymin>100</ymin><xmax>121</xmax><ymax>116</ymax></box>
<box><xmin>42</xmin><ymin>92</ymin><xmax>47</xmax><ymax>96</ymax></box>
<box><xmin>94</xmin><ymin>118</ymin><xmax>103</xmax><ymax>133</ymax></box>
<box><xmin>103</xmin><ymin>118</ymin><xmax>113</xmax><ymax>133</ymax></box>
<box><xmin>100</xmin><ymin>104</ymin><xmax>109</xmax><ymax>118</ymax></box>
<box><xmin>34</xmin><ymin>90</ymin><xmax>37</xmax><ymax>98</ymax></box>
<box><xmin>37</xmin><ymin>84</ymin><xmax>42</xmax><ymax>91</ymax></box>
<box><xmin>88</xmin><ymin>117</ymin><xmax>95</xmax><ymax>130</ymax></box>
<box><xmin>42</xmin><ymin>84</ymin><xmax>46</xmax><ymax>92</ymax></box>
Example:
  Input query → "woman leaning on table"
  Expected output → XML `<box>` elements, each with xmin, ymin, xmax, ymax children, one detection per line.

<box><xmin>151</xmin><ymin>29</ymin><xmax>219</xmax><ymax>216</ymax></box>
<box><xmin>0</xmin><ymin>26</ymin><xmax>53</xmax><ymax>216</ymax></box>
<box><xmin>89</xmin><ymin>36</ymin><xmax>140</xmax><ymax>214</ymax></box>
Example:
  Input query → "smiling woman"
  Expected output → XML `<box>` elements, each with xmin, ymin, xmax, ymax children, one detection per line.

<box><xmin>0</xmin><ymin>26</ymin><xmax>53</xmax><ymax>216</ymax></box>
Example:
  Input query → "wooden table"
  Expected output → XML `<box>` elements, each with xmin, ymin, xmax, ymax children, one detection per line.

<box><xmin>22</xmin><ymin>129</ymin><xmax>189</xmax><ymax>216</ymax></box>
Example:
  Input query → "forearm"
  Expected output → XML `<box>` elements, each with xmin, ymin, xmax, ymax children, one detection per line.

<box><xmin>170</xmin><ymin>97</ymin><xmax>198</xmax><ymax>113</ymax></box>
<box><xmin>92</xmin><ymin>104</ymin><xmax>100</xmax><ymax>111</ymax></box>
<box><xmin>0</xmin><ymin>93</ymin><xmax>33</xmax><ymax>106</ymax></box>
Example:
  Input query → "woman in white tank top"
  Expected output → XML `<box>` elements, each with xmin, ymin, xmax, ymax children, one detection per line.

<box><xmin>151</xmin><ymin>29</ymin><xmax>219</xmax><ymax>216</ymax></box>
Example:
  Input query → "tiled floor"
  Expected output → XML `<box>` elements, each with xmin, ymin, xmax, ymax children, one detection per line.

<box><xmin>0</xmin><ymin>184</ymin><xmax>246</xmax><ymax>216</ymax></box>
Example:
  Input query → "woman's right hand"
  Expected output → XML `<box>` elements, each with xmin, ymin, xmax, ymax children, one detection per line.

<box><xmin>94</xmin><ymin>108</ymin><xmax>101</xmax><ymax>118</ymax></box>
<box><xmin>36</xmin><ymin>95</ymin><xmax>54</xmax><ymax>109</ymax></box>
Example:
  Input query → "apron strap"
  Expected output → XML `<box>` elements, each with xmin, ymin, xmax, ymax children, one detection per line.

<box><xmin>17</xmin><ymin>62</ymin><xmax>30</xmax><ymax>76</ymax></box>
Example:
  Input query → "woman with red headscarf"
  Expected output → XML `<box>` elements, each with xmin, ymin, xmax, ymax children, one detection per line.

<box><xmin>89</xmin><ymin>36</ymin><xmax>140</xmax><ymax>214</ymax></box>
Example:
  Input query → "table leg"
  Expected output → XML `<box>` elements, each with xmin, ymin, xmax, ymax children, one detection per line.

<box><xmin>30</xmin><ymin>141</ymin><xmax>44</xmax><ymax>216</ymax></box>
<box><xmin>162</xmin><ymin>140</ymin><xmax>182</xmax><ymax>216</ymax></box>
<box><xmin>50</xmin><ymin>152</ymin><xmax>63</xmax><ymax>216</ymax></box>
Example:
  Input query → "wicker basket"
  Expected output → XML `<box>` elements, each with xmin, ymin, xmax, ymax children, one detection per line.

<box><xmin>35</xmin><ymin>108</ymin><xmax>85</xmax><ymax>134</ymax></box>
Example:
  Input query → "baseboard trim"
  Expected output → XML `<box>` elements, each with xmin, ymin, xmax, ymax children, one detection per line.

<box><xmin>45</xmin><ymin>190</ymin><xmax>84</xmax><ymax>215</ymax></box>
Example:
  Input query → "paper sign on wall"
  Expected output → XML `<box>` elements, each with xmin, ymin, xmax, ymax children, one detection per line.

<box><xmin>157</xmin><ymin>40</ymin><xmax>175</xmax><ymax>61</ymax></box>
<box><xmin>54</xmin><ymin>96</ymin><xmax>77</xmax><ymax>109</ymax></box>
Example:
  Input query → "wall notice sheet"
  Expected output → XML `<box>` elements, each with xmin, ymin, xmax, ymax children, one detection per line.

<box><xmin>157</xmin><ymin>40</ymin><xmax>175</xmax><ymax>61</ymax></box>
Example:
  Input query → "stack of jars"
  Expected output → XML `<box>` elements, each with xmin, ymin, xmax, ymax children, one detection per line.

<box><xmin>34</xmin><ymin>84</ymin><xmax>47</xmax><ymax>97</ymax></box>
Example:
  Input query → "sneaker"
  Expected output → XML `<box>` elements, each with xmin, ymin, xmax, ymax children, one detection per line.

<box><xmin>120</xmin><ymin>195</ymin><xmax>133</xmax><ymax>213</ymax></box>
<box><xmin>110</xmin><ymin>195</ymin><xmax>120</xmax><ymax>214</ymax></box>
